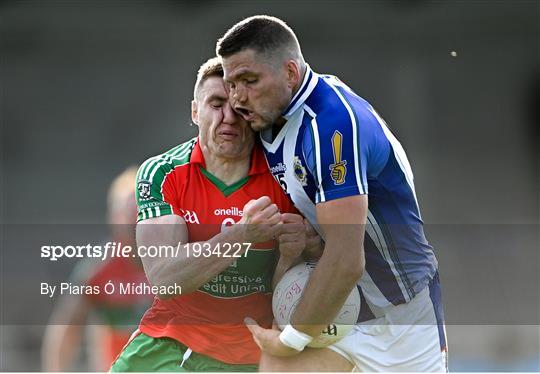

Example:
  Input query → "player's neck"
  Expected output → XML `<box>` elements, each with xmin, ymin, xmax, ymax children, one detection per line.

<box><xmin>204</xmin><ymin>154</ymin><xmax>250</xmax><ymax>186</ymax></box>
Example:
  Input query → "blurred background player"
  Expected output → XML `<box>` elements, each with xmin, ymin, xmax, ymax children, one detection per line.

<box><xmin>41</xmin><ymin>166</ymin><xmax>152</xmax><ymax>371</ymax></box>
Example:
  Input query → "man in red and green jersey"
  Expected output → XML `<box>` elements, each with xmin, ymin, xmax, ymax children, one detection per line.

<box><xmin>111</xmin><ymin>57</ymin><xmax>306</xmax><ymax>372</ymax></box>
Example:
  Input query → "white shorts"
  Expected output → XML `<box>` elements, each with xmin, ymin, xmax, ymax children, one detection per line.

<box><xmin>329</xmin><ymin>276</ymin><xmax>448</xmax><ymax>372</ymax></box>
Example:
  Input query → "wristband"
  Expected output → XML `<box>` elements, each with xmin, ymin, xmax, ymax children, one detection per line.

<box><xmin>278</xmin><ymin>324</ymin><xmax>313</xmax><ymax>351</ymax></box>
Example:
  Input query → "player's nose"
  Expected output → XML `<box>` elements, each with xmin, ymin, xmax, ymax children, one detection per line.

<box><xmin>222</xmin><ymin>101</ymin><xmax>240</xmax><ymax>124</ymax></box>
<box><xmin>233</xmin><ymin>84</ymin><xmax>248</xmax><ymax>104</ymax></box>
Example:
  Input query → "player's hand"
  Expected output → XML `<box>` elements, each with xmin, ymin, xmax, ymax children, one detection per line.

<box><xmin>238</xmin><ymin>196</ymin><xmax>281</xmax><ymax>243</ymax></box>
<box><xmin>277</xmin><ymin>213</ymin><xmax>306</xmax><ymax>259</ymax></box>
<box><xmin>303</xmin><ymin>218</ymin><xmax>323</xmax><ymax>260</ymax></box>
<box><xmin>244</xmin><ymin>317</ymin><xmax>300</xmax><ymax>357</ymax></box>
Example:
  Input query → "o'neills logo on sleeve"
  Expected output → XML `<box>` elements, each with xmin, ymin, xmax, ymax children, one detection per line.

<box><xmin>214</xmin><ymin>207</ymin><xmax>243</xmax><ymax>217</ymax></box>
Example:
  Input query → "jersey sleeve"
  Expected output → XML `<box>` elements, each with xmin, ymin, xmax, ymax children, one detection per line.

<box><xmin>135</xmin><ymin>156</ymin><xmax>178</xmax><ymax>222</ymax></box>
<box><xmin>303</xmin><ymin>100</ymin><xmax>389</xmax><ymax>204</ymax></box>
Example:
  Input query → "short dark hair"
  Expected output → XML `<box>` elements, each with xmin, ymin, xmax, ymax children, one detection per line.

<box><xmin>194</xmin><ymin>56</ymin><xmax>223</xmax><ymax>99</ymax></box>
<box><xmin>216</xmin><ymin>15</ymin><xmax>301</xmax><ymax>60</ymax></box>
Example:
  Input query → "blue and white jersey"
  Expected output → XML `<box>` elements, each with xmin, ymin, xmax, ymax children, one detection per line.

<box><xmin>261</xmin><ymin>65</ymin><xmax>438</xmax><ymax>312</ymax></box>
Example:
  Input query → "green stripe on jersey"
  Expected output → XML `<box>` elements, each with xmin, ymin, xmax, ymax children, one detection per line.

<box><xmin>138</xmin><ymin>139</ymin><xmax>195</xmax><ymax>182</ymax></box>
<box><xmin>199</xmin><ymin>167</ymin><xmax>249</xmax><ymax>197</ymax></box>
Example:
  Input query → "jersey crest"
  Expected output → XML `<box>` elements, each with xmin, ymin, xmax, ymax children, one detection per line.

<box><xmin>137</xmin><ymin>180</ymin><xmax>152</xmax><ymax>200</ymax></box>
<box><xmin>329</xmin><ymin>130</ymin><xmax>347</xmax><ymax>185</ymax></box>
<box><xmin>293</xmin><ymin>156</ymin><xmax>308</xmax><ymax>186</ymax></box>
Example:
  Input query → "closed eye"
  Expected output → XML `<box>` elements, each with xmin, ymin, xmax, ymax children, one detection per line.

<box><xmin>207</xmin><ymin>95</ymin><xmax>227</xmax><ymax>109</ymax></box>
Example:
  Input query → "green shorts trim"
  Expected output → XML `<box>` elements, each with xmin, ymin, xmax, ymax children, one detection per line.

<box><xmin>110</xmin><ymin>332</ymin><xmax>258</xmax><ymax>372</ymax></box>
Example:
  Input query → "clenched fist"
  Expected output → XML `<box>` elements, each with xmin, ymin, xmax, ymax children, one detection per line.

<box><xmin>237</xmin><ymin>196</ymin><xmax>282</xmax><ymax>243</ymax></box>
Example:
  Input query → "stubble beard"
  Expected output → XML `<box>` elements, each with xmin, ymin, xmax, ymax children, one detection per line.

<box><xmin>250</xmin><ymin>108</ymin><xmax>282</xmax><ymax>132</ymax></box>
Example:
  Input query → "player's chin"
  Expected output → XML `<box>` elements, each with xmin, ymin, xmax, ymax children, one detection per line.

<box><xmin>218</xmin><ymin>144</ymin><xmax>246</xmax><ymax>158</ymax></box>
<box><xmin>249</xmin><ymin>119</ymin><xmax>272</xmax><ymax>132</ymax></box>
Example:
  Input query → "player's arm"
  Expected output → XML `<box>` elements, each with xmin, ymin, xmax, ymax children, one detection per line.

<box><xmin>291</xmin><ymin>195</ymin><xmax>366</xmax><ymax>335</ymax></box>
<box><xmin>138</xmin><ymin>196</ymin><xmax>281</xmax><ymax>297</ymax></box>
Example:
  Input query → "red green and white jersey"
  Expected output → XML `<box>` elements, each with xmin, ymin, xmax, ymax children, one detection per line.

<box><xmin>135</xmin><ymin>138</ymin><xmax>296</xmax><ymax>365</ymax></box>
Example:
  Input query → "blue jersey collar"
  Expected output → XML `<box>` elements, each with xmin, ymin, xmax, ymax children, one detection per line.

<box><xmin>282</xmin><ymin>64</ymin><xmax>318</xmax><ymax>119</ymax></box>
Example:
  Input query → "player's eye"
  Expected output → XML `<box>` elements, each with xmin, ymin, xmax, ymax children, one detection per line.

<box><xmin>244</xmin><ymin>78</ymin><xmax>258</xmax><ymax>85</ymax></box>
<box><xmin>210</xmin><ymin>102</ymin><xmax>223</xmax><ymax>109</ymax></box>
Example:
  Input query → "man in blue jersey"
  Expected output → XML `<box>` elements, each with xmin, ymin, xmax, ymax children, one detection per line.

<box><xmin>217</xmin><ymin>16</ymin><xmax>447</xmax><ymax>372</ymax></box>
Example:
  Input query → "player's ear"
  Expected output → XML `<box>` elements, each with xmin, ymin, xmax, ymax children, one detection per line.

<box><xmin>285</xmin><ymin>60</ymin><xmax>301</xmax><ymax>89</ymax></box>
<box><xmin>191</xmin><ymin>100</ymin><xmax>199</xmax><ymax>126</ymax></box>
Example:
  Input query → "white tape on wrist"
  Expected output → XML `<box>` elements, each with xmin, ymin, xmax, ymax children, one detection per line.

<box><xmin>279</xmin><ymin>325</ymin><xmax>313</xmax><ymax>351</ymax></box>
